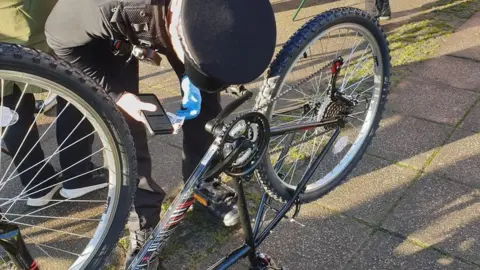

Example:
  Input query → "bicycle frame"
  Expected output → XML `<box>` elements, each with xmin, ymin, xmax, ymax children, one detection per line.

<box><xmin>128</xmin><ymin>89</ymin><xmax>343</xmax><ymax>270</ymax></box>
<box><xmin>0</xmin><ymin>90</ymin><xmax>342</xmax><ymax>270</ymax></box>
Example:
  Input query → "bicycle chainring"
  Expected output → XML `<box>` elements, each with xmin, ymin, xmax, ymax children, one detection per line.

<box><xmin>221</xmin><ymin>112</ymin><xmax>270</xmax><ymax>177</ymax></box>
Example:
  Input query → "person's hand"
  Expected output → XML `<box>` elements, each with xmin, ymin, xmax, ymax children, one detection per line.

<box><xmin>177</xmin><ymin>76</ymin><xmax>201</xmax><ymax>120</ymax></box>
<box><xmin>116</xmin><ymin>92</ymin><xmax>157</xmax><ymax>124</ymax></box>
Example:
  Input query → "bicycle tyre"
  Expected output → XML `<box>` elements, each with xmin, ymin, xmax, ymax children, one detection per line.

<box><xmin>255</xmin><ymin>7</ymin><xmax>390</xmax><ymax>203</ymax></box>
<box><xmin>0</xmin><ymin>43</ymin><xmax>137</xmax><ymax>269</ymax></box>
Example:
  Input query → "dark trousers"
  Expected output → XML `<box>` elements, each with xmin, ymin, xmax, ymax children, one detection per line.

<box><xmin>2</xmin><ymin>87</ymin><xmax>95</xmax><ymax>197</ymax></box>
<box><xmin>130</xmin><ymin>50</ymin><xmax>222</xmax><ymax>230</ymax></box>
<box><xmin>365</xmin><ymin>0</ymin><xmax>391</xmax><ymax>16</ymax></box>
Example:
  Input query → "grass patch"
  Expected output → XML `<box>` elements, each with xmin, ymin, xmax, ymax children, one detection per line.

<box><xmin>386</xmin><ymin>0</ymin><xmax>480</xmax><ymax>86</ymax></box>
<box><xmin>118</xmin><ymin>236</ymin><xmax>129</xmax><ymax>251</ymax></box>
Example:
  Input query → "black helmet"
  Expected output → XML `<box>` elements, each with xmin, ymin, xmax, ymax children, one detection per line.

<box><xmin>174</xmin><ymin>0</ymin><xmax>276</xmax><ymax>92</ymax></box>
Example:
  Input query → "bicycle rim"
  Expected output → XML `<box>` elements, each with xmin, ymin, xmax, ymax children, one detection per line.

<box><xmin>267</xmin><ymin>22</ymin><xmax>385</xmax><ymax>192</ymax></box>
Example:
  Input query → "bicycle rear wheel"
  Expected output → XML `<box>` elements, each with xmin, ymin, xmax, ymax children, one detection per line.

<box><xmin>0</xmin><ymin>43</ymin><xmax>136</xmax><ymax>269</ymax></box>
<box><xmin>255</xmin><ymin>8</ymin><xmax>390</xmax><ymax>203</ymax></box>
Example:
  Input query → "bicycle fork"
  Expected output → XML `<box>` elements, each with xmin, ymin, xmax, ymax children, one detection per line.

<box><xmin>0</xmin><ymin>221</ymin><xmax>38</xmax><ymax>270</ymax></box>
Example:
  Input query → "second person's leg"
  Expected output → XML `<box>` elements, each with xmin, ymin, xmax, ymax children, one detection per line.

<box><xmin>166</xmin><ymin>51</ymin><xmax>239</xmax><ymax>227</ymax></box>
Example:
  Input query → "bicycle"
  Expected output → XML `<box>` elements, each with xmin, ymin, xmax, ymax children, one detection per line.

<box><xmin>0</xmin><ymin>7</ymin><xmax>390</xmax><ymax>270</ymax></box>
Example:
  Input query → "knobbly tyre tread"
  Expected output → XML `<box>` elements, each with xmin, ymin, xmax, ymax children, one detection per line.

<box><xmin>254</xmin><ymin>7</ymin><xmax>391</xmax><ymax>203</ymax></box>
<box><xmin>0</xmin><ymin>42</ymin><xmax>137</xmax><ymax>268</ymax></box>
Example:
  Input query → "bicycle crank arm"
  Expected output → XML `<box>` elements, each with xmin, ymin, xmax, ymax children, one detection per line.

<box><xmin>127</xmin><ymin>138</ymin><xmax>222</xmax><ymax>270</ymax></box>
<box><xmin>205</xmin><ymin>89</ymin><xmax>253</xmax><ymax>136</ymax></box>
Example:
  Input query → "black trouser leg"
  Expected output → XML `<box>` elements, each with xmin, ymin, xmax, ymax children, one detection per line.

<box><xmin>126</xmin><ymin>108</ymin><xmax>166</xmax><ymax>230</ymax></box>
<box><xmin>164</xmin><ymin>51</ymin><xmax>224</xmax><ymax>183</ymax></box>
<box><xmin>118</xmin><ymin>58</ymin><xmax>165</xmax><ymax>231</ymax></box>
<box><xmin>181</xmin><ymin>92</ymin><xmax>222</xmax><ymax>182</ymax></box>
<box><xmin>55</xmin><ymin>97</ymin><xmax>96</xmax><ymax>188</ymax></box>
<box><xmin>2</xmin><ymin>87</ymin><xmax>56</xmax><ymax>197</ymax></box>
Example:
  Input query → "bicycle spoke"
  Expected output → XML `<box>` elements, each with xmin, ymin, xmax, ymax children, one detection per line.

<box><xmin>8</xmin><ymin>189</ymin><xmax>103</xmax><ymax>225</ymax></box>
<box><xmin>284</xmin><ymin>83</ymin><xmax>307</xmax><ymax>98</ymax></box>
<box><xmin>32</xmin><ymin>242</ymin><xmax>81</xmax><ymax>257</ymax></box>
<box><xmin>0</xmin><ymin>90</ymin><xmax>57</xmax><ymax>184</ymax></box>
<box><xmin>285</xmin><ymin>129</ymin><xmax>311</xmax><ymax>185</ymax></box>
<box><xmin>2</xmin><ymin>114</ymin><xmax>89</xmax><ymax>213</ymax></box>
<box><xmin>7</xmin><ymin>220</ymin><xmax>92</xmax><ymax>239</ymax></box>
<box><xmin>356</xmin><ymin>85</ymin><xmax>375</xmax><ymax>97</ymax></box>
<box><xmin>27</xmin><ymin>236</ymin><xmax>54</xmax><ymax>260</ymax></box>
<box><xmin>342</xmin><ymin>44</ymin><xmax>372</xmax><ymax>91</ymax></box>
<box><xmin>2</xmin><ymin>112</ymin><xmax>85</xmax><ymax>202</ymax></box>
<box><xmin>0</xmin><ymin>79</ymin><xmax>4</xmax><ymax>169</ymax></box>
<box><xmin>11</xmin><ymin>114</ymin><xmax>86</xmax><ymax>200</ymax></box>
<box><xmin>3</xmin><ymin>130</ymin><xmax>97</xmax><ymax>184</ymax></box>
<box><xmin>2</xmin><ymin>213</ymin><xmax>101</xmax><ymax>222</ymax></box>
<box><xmin>300</xmin><ymin>131</ymin><xmax>328</xmax><ymax>181</ymax></box>
<box><xmin>0</xmin><ymin>198</ymin><xmax>105</xmax><ymax>203</ymax></box>
<box><xmin>0</xmin><ymin>161</ymin><xmax>105</xmax><ymax>208</ymax></box>
<box><xmin>335</xmin><ymin>29</ymin><xmax>349</xmax><ymax>59</ymax></box>
<box><xmin>342</xmin><ymin>75</ymin><xmax>373</xmax><ymax>93</ymax></box>
<box><xmin>347</xmin><ymin>115</ymin><xmax>366</xmax><ymax>122</ymax></box>
<box><xmin>339</xmin><ymin>34</ymin><xmax>362</xmax><ymax>90</ymax></box>
<box><xmin>347</xmin><ymin>121</ymin><xmax>360</xmax><ymax>132</ymax></box>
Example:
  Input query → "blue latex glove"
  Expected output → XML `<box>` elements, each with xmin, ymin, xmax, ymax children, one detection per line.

<box><xmin>177</xmin><ymin>76</ymin><xmax>202</xmax><ymax>120</ymax></box>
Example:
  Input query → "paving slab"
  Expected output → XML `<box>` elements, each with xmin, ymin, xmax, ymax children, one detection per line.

<box><xmin>148</xmin><ymin>134</ymin><xmax>184</xmax><ymax>196</ymax></box>
<box><xmin>460</xmin><ymin>103</ymin><xmax>480</xmax><ymax>133</ymax></box>
<box><xmin>367</xmin><ymin>111</ymin><xmax>452</xmax><ymax>169</ymax></box>
<box><xmin>347</xmin><ymin>231</ymin><xmax>480</xmax><ymax>270</ymax></box>
<box><xmin>256</xmin><ymin>207</ymin><xmax>372</xmax><ymax>269</ymax></box>
<box><xmin>316</xmin><ymin>155</ymin><xmax>418</xmax><ymax>225</ymax></box>
<box><xmin>426</xmin><ymin>128</ymin><xmax>480</xmax><ymax>187</ymax></box>
<box><xmin>383</xmin><ymin>174</ymin><xmax>480</xmax><ymax>265</ymax></box>
<box><xmin>413</xmin><ymin>56</ymin><xmax>480</xmax><ymax>92</ymax></box>
<box><xmin>387</xmin><ymin>77</ymin><xmax>478</xmax><ymax>126</ymax></box>
<box><xmin>437</xmin><ymin>11</ymin><xmax>480</xmax><ymax>62</ymax></box>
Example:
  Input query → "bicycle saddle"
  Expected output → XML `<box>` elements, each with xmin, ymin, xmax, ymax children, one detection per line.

<box><xmin>176</xmin><ymin>0</ymin><xmax>277</xmax><ymax>92</ymax></box>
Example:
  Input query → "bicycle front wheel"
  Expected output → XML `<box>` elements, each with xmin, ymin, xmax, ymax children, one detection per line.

<box><xmin>255</xmin><ymin>8</ymin><xmax>390</xmax><ymax>203</ymax></box>
<box><xmin>0</xmin><ymin>43</ymin><xmax>136</xmax><ymax>269</ymax></box>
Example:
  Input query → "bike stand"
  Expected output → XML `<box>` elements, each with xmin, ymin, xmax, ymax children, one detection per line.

<box><xmin>209</xmin><ymin>127</ymin><xmax>341</xmax><ymax>270</ymax></box>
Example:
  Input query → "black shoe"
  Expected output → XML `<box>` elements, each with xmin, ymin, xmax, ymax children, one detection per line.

<box><xmin>374</xmin><ymin>0</ymin><xmax>391</xmax><ymax>20</ymax></box>
<box><xmin>193</xmin><ymin>178</ymin><xmax>239</xmax><ymax>227</ymax></box>
<box><xmin>125</xmin><ymin>229</ymin><xmax>161</xmax><ymax>269</ymax></box>
<box><xmin>60</xmin><ymin>166</ymin><xmax>108</xmax><ymax>199</ymax></box>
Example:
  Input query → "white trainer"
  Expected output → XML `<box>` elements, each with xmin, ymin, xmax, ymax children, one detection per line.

<box><xmin>26</xmin><ymin>185</ymin><xmax>62</xmax><ymax>207</ymax></box>
<box><xmin>59</xmin><ymin>183</ymin><xmax>108</xmax><ymax>199</ymax></box>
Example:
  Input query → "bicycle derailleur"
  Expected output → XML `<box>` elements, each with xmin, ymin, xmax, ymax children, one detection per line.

<box><xmin>304</xmin><ymin>56</ymin><xmax>367</xmax><ymax>132</ymax></box>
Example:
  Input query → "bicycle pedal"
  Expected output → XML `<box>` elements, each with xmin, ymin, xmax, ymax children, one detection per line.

<box><xmin>194</xmin><ymin>180</ymin><xmax>237</xmax><ymax>207</ymax></box>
